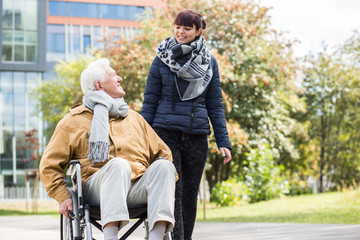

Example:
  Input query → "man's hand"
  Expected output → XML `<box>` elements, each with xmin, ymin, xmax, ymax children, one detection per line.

<box><xmin>59</xmin><ymin>198</ymin><xmax>73</xmax><ymax>218</ymax></box>
<box><xmin>219</xmin><ymin>147</ymin><xmax>232</xmax><ymax>164</ymax></box>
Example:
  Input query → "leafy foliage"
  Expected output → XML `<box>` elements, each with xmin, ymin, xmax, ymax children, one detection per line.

<box><xmin>211</xmin><ymin>145</ymin><xmax>289</xmax><ymax>205</ymax></box>
<box><xmin>244</xmin><ymin>144</ymin><xmax>289</xmax><ymax>203</ymax></box>
<box><xmin>302</xmin><ymin>36</ymin><xmax>360</xmax><ymax>191</ymax></box>
<box><xmin>206</xmin><ymin>121</ymin><xmax>248</xmax><ymax>192</ymax></box>
<box><xmin>210</xmin><ymin>179</ymin><xmax>248</xmax><ymax>207</ymax></box>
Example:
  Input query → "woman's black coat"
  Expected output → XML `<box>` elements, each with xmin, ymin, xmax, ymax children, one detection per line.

<box><xmin>141</xmin><ymin>55</ymin><xmax>231</xmax><ymax>150</ymax></box>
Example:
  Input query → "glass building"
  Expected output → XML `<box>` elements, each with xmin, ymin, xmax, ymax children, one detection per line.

<box><xmin>0</xmin><ymin>0</ymin><xmax>164</xmax><ymax>191</ymax></box>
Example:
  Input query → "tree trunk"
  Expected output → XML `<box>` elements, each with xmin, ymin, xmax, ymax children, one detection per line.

<box><xmin>319</xmin><ymin>113</ymin><xmax>326</xmax><ymax>193</ymax></box>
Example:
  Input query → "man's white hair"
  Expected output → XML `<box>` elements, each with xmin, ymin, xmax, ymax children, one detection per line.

<box><xmin>80</xmin><ymin>58</ymin><xmax>110</xmax><ymax>95</ymax></box>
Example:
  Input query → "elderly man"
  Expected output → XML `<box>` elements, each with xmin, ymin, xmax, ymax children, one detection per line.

<box><xmin>39</xmin><ymin>58</ymin><xmax>176</xmax><ymax>240</ymax></box>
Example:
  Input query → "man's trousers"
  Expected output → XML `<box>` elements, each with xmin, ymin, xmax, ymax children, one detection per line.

<box><xmin>84</xmin><ymin>158</ymin><xmax>176</xmax><ymax>232</ymax></box>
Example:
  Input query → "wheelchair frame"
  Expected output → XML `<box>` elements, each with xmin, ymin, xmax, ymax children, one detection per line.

<box><xmin>60</xmin><ymin>160</ymin><xmax>172</xmax><ymax>240</ymax></box>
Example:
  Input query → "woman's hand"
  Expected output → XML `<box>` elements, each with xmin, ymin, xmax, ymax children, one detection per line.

<box><xmin>59</xmin><ymin>198</ymin><xmax>73</xmax><ymax>218</ymax></box>
<box><xmin>219</xmin><ymin>147</ymin><xmax>232</xmax><ymax>164</ymax></box>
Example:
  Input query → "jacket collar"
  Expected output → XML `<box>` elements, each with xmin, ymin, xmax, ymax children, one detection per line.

<box><xmin>70</xmin><ymin>104</ymin><xmax>92</xmax><ymax>116</ymax></box>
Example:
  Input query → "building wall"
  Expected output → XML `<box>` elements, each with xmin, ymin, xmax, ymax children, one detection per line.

<box><xmin>45</xmin><ymin>0</ymin><xmax>165</xmax><ymax>65</ymax></box>
<box><xmin>47</xmin><ymin>0</ymin><xmax>166</xmax><ymax>27</ymax></box>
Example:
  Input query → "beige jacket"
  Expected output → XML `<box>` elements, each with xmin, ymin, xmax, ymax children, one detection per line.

<box><xmin>39</xmin><ymin>105</ymin><xmax>173</xmax><ymax>204</ymax></box>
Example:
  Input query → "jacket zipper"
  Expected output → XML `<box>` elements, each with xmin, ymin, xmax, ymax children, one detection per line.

<box><xmin>188</xmin><ymin>100</ymin><xmax>196</xmax><ymax>133</ymax></box>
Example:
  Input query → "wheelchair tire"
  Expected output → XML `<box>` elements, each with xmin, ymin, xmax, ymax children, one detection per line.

<box><xmin>61</xmin><ymin>214</ymin><xmax>85</xmax><ymax>240</ymax></box>
<box><xmin>164</xmin><ymin>231</ymin><xmax>172</xmax><ymax>240</ymax></box>
<box><xmin>61</xmin><ymin>214</ymin><xmax>74</xmax><ymax>240</ymax></box>
<box><xmin>60</xmin><ymin>190</ymin><xmax>83</xmax><ymax>240</ymax></box>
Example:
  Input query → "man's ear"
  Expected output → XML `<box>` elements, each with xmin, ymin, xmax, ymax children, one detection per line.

<box><xmin>94</xmin><ymin>81</ymin><xmax>102</xmax><ymax>90</ymax></box>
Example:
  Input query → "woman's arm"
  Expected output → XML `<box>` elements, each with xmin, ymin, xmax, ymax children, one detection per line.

<box><xmin>206</xmin><ymin>56</ymin><xmax>232</xmax><ymax>162</ymax></box>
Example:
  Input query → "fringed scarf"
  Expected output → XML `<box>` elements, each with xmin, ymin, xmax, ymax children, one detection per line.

<box><xmin>156</xmin><ymin>36</ymin><xmax>213</xmax><ymax>101</ymax></box>
<box><xmin>83</xmin><ymin>91</ymin><xmax>129</xmax><ymax>163</ymax></box>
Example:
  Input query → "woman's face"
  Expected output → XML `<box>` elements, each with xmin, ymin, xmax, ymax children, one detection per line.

<box><xmin>174</xmin><ymin>24</ymin><xmax>202</xmax><ymax>45</ymax></box>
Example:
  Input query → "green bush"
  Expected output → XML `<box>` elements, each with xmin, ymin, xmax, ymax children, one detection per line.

<box><xmin>244</xmin><ymin>144</ymin><xmax>289</xmax><ymax>203</ymax></box>
<box><xmin>210</xmin><ymin>145</ymin><xmax>289</xmax><ymax>206</ymax></box>
<box><xmin>210</xmin><ymin>179</ymin><xmax>248</xmax><ymax>207</ymax></box>
<box><xmin>287</xmin><ymin>178</ymin><xmax>313</xmax><ymax>196</ymax></box>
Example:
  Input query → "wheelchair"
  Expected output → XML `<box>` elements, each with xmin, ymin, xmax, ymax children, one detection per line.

<box><xmin>60</xmin><ymin>160</ymin><xmax>172</xmax><ymax>240</ymax></box>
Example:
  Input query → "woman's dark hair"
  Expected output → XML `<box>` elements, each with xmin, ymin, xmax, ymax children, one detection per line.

<box><xmin>174</xmin><ymin>9</ymin><xmax>207</xmax><ymax>30</ymax></box>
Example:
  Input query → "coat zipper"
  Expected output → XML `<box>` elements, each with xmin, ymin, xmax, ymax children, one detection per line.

<box><xmin>188</xmin><ymin>100</ymin><xmax>196</xmax><ymax>133</ymax></box>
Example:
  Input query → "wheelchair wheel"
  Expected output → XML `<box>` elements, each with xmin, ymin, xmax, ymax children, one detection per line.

<box><xmin>61</xmin><ymin>214</ymin><xmax>75</xmax><ymax>240</ymax></box>
<box><xmin>164</xmin><ymin>232</ymin><xmax>172</xmax><ymax>240</ymax></box>
<box><xmin>60</xmin><ymin>190</ymin><xmax>83</xmax><ymax>240</ymax></box>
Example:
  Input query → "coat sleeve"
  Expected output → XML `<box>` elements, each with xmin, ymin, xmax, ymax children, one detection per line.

<box><xmin>206</xmin><ymin>56</ymin><xmax>232</xmax><ymax>150</ymax></box>
<box><xmin>141</xmin><ymin>57</ymin><xmax>163</xmax><ymax>125</ymax></box>
<box><xmin>39</xmin><ymin>121</ymin><xmax>72</xmax><ymax>204</ymax></box>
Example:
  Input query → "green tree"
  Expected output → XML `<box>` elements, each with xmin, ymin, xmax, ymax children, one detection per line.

<box><xmin>302</xmin><ymin>43</ymin><xmax>360</xmax><ymax>191</ymax></box>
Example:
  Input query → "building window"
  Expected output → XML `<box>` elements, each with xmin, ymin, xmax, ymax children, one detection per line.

<box><xmin>48</xmin><ymin>33</ymin><xmax>65</xmax><ymax>53</ymax></box>
<box><xmin>0</xmin><ymin>71</ymin><xmax>42</xmax><ymax>175</ymax></box>
<box><xmin>88</xmin><ymin>4</ymin><xmax>97</xmax><ymax>18</ymax></box>
<box><xmin>46</xmin><ymin>25</ymin><xmax>65</xmax><ymax>62</ymax></box>
<box><xmin>48</xmin><ymin>1</ymin><xmax>66</xmax><ymax>16</ymax></box>
<box><xmin>1</xmin><ymin>0</ymin><xmax>38</xmax><ymax>63</ymax></box>
<box><xmin>128</xmin><ymin>6</ymin><xmax>144</xmax><ymax>20</ymax></box>
<box><xmin>69</xmin><ymin>2</ymin><xmax>79</xmax><ymax>17</ymax></box>
<box><xmin>83</xmin><ymin>35</ymin><xmax>91</xmax><ymax>53</ymax></box>
<box><xmin>48</xmin><ymin>1</ymin><xmax>151</xmax><ymax>20</ymax></box>
<box><xmin>72</xmin><ymin>25</ymin><xmax>81</xmax><ymax>53</ymax></box>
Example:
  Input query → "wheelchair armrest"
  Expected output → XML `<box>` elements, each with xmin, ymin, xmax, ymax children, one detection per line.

<box><xmin>66</xmin><ymin>160</ymin><xmax>80</xmax><ymax>176</ymax></box>
<box><xmin>66</xmin><ymin>160</ymin><xmax>83</xmax><ymax>204</ymax></box>
<box><xmin>70</xmin><ymin>159</ymin><xmax>80</xmax><ymax>165</ymax></box>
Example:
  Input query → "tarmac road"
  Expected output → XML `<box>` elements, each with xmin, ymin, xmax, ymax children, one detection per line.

<box><xmin>1</xmin><ymin>215</ymin><xmax>359</xmax><ymax>240</ymax></box>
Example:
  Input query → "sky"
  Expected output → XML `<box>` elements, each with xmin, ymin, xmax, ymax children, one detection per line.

<box><xmin>261</xmin><ymin>0</ymin><xmax>360</xmax><ymax>57</ymax></box>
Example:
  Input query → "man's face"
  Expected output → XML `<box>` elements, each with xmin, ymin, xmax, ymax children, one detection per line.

<box><xmin>97</xmin><ymin>65</ymin><xmax>125</xmax><ymax>98</ymax></box>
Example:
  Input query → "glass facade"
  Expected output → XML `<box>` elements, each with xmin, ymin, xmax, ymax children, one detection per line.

<box><xmin>48</xmin><ymin>1</ymin><xmax>148</xmax><ymax>20</ymax></box>
<box><xmin>46</xmin><ymin>24</ymin><xmax>138</xmax><ymax>62</ymax></box>
<box><xmin>46</xmin><ymin>24</ymin><xmax>65</xmax><ymax>61</ymax></box>
<box><xmin>0</xmin><ymin>71</ymin><xmax>43</xmax><ymax>186</ymax></box>
<box><xmin>2</xmin><ymin>0</ymin><xmax>38</xmax><ymax>63</ymax></box>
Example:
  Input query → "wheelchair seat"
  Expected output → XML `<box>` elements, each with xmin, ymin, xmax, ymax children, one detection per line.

<box><xmin>88</xmin><ymin>203</ymin><xmax>148</xmax><ymax>220</ymax></box>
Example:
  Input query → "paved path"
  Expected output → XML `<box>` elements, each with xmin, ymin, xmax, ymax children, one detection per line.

<box><xmin>0</xmin><ymin>215</ymin><xmax>359</xmax><ymax>239</ymax></box>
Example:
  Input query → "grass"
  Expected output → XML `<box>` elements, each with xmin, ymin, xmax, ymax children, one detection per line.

<box><xmin>196</xmin><ymin>189</ymin><xmax>360</xmax><ymax>224</ymax></box>
<box><xmin>0</xmin><ymin>199</ymin><xmax>58</xmax><ymax>216</ymax></box>
<box><xmin>1</xmin><ymin>190</ymin><xmax>360</xmax><ymax>224</ymax></box>
<box><xmin>0</xmin><ymin>209</ymin><xmax>58</xmax><ymax>216</ymax></box>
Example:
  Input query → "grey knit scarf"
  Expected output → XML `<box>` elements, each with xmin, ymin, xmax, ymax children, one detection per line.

<box><xmin>83</xmin><ymin>91</ymin><xmax>129</xmax><ymax>163</ymax></box>
<box><xmin>156</xmin><ymin>36</ymin><xmax>213</xmax><ymax>101</ymax></box>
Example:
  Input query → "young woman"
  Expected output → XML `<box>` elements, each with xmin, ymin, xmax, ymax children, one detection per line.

<box><xmin>141</xmin><ymin>9</ymin><xmax>232</xmax><ymax>240</ymax></box>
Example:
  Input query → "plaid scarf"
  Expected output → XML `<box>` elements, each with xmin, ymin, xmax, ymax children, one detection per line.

<box><xmin>156</xmin><ymin>36</ymin><xmax>213</xmax><ymax>101</ymax></box>
<box><xmin>83</xmin><ymin>91</ymin><xmax>129</xmax><ymax>164</ymax></box>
